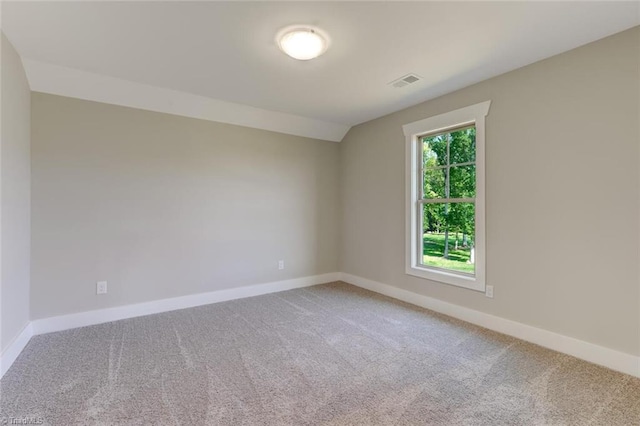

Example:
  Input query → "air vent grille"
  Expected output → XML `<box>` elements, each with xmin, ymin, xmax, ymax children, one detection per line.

<box><xmin>389</xmin><ymin>73</ymin><xmax>422</xmax><ymax>88</ymax></box>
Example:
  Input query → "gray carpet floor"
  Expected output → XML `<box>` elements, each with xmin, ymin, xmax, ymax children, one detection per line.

<box><xmin>1</xmin><ymin>282</ymin><xmax>639</xmax><ymax>425</ymax></box>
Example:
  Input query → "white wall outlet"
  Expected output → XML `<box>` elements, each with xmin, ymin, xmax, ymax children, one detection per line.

<box><xmin>97</xmin><ymin>281</ymin><xmax>108</xmax><ymax>295</ymax></box>
<box><xmin>485</xmin><ymin>285</ymin><xmax>494</xmax><ymax>298</ymax></box>
<box><xmin>278</xmin><ymin>260</ymin><xmax>285</xmax><ymax>270</ymax></box>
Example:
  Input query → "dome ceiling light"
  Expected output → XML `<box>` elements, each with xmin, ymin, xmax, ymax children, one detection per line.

<box><xmin>276</xmin><ymin>25</ymin><xmax>330</xmax><ymax>61</ymax></box>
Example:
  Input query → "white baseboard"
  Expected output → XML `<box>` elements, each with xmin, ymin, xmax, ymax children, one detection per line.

<box><xmin>5</xmin><ymin>272</ymin><xmax>637</xmax><ymax>380</ymax></box>
<box><xmin>0</xmin><ymin>272</ymin><xmax>339</xmax><ymax>377</ymax></box>
<box><xmin>0</xmin><ymin>272</ymin><xmax>340</xmax><ymax>378</ymax></box>
<box><xmin>0</xmin><ymin>322</ymin><xmax>34</xmax><ymax>379</ymax></box>
<box><xmin>32</xmin><ymin>272</ymin><xmax>340</xmax><ymax>336</ymax></box>
<box><xmin>340</xmin><ymin>273</ymin><xmax>640</xmax><ymax>378</ymax></box>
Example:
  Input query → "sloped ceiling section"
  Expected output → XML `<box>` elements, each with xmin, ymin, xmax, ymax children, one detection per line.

<box><xmin>22</xmin><ymin>60</ymin><xmax>351</xmax><ymax>142</ymax></box>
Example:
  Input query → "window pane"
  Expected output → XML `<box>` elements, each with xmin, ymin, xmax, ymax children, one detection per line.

<box><xmin>449</xmin><ymin>164</ymin><xmax>476</xmax><ymax>198</ymax></box>
<box><xmin>422</xmin><ymin>135</ymin><xmax>447</xmax><ymax>168</ymax></box>
<box><xmin>423</xmin><ymin>167</ymin><xmax>446</xmax><ymax>199</ymax></box>
<box><xmin>421</xmin><ymin>202</ymin><xmax>447</xmax><ymax>235</ymax></box>
<box><xmin>449</xmin><ymin>128</ymin><xmax>476</xmax><ymax>164</ymax></box>
<box><xmin>421</xmin><ymin>202</ymin><xmax>475</xmax><ymax>275</ymax></box>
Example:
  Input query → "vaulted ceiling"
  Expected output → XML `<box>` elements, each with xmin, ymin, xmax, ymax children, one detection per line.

<box><xmin>3</xmin><ymin>1</ymin><xmax>639</xmax><ymax>141</ymax></box>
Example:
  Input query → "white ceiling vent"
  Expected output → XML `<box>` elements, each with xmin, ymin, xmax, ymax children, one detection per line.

<box><xmin>389</xmin><ymin>73</ymin><xmax>423</xmax><ymax>88</ymax></box>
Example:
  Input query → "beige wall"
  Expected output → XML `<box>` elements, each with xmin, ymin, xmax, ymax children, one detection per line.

<box><xmin>1</xmin><ymin>34</ymin><xmax>31</xmax><ymax>352</ymax></box>
<box><xmin>340</xmin><ymin>27</ymin><xmax>640</xmax><ymax>356</ymax></box>
<box><xmin>31</xmin><ymin>94</ymin><xmax>339</xmax><ymax>319</ymax></box>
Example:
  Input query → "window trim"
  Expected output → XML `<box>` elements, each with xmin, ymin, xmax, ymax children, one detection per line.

<box><xmin>403</xmin><ymin>101</ymin><xmax>491</xmax><ymax>292</ymax></box>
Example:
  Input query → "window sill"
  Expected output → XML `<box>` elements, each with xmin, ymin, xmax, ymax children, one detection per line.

<box><xmin>406</xmin><ymin>264</ymin><xmax>485</xmax><ymax>292</ymax></box>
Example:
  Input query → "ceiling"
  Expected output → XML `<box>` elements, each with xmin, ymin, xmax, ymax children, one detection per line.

<box><xmin>3</xmin><ymin>1</ymin><xmax>639</xmax><ymax>141</ymax></box>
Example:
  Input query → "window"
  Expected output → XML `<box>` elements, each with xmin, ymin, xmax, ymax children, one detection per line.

<box><xmin>403</xmin><ymin>101</ymin><xmax>490</xmax><ymax>291</ymax></box>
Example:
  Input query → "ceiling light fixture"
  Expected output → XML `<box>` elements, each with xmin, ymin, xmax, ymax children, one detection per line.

<box><xmin>276</xmin><ymin>25</ymin><xmax>329</xmax><ymax>61</ymax></box>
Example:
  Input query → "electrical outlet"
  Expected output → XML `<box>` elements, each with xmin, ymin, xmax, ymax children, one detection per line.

<box><xmin>97</xmin><ymin>281</ymin><xmax>108</xmax><ymax>295</ymax></box>
<box><xmin>278</xmin><ymin>260</ymin><xmax>285</xmax><ymax>270</ymax></box>
<box><xmin>485</xmin><ymin>285</ymin><xmax>494</xmax><ymax>298</ymax></box>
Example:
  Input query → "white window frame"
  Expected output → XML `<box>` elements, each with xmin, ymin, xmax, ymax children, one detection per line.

<box><xmin>403</xmin><ymin>101</ymin><xmax>491</xmax><ymax>292</ymax></box>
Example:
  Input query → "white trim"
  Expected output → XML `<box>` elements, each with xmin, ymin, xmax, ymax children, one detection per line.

<box><xmin>4</xmin><ymin>273</ymin><xmax>638</xmax><ymax>380</ymax></box>
<box><xmin>340</xmin><ymin>273</ymin><xmax>640</xmax><ymax>378</ymax></box>
<box><xmin>0</xmin><ymin>322</ymin><xmax>34</xmax><ymax>379</ymax></box>
<box><xmin>1</xmin><ymin>273</ymin><xmax>339</xmax><ymax>376</ymax></box>
<box><xmin>1</xmin><ymin>273</ymin><xmax>338</xmax><ymax>377</ymax></box>
<box><xmin>403</xmin><ymin>101</ymin><xmax>490</xmax><ymax>292</ymax></box>
<box><xmin>32</xmin><ymin>273</ymin><xmax>340</xmax><ymax>335</ymax></box>
<box><xmin>402</xmin><ymin>102</ymin><xmax>491</xmax><ymax>137</ymax></box>
<box><xmin>22</xmin><ymin>59</ymin><xmax>350</xmax><ymax>143</ymax></box>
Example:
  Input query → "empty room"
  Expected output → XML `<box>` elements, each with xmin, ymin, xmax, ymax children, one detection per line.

<box><xmin>1</xmin><ymin>1</ymin><xmax>639</xmax><ymax>425</ymax></box>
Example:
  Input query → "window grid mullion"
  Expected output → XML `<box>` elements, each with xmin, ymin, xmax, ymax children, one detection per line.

<box><xmin>421</xmin><ymin>160</ymin><xmax>476</xmax><ymax>172</ymax></box>
<box><xmin>419</xmin><ymin>198</ymin><xmax>475</xmax><ymax>204</ymax></box>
